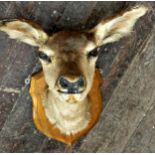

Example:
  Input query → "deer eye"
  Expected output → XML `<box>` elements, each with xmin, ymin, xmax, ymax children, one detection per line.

<box><xmin>38</xmin><ymin>52</ymin><xmax>51</xmax><ymax>63</ymax></box>
<box><xmin>87</xmin><ymin>48</ymin><xmax>99</xmax><ymax>58</ymax></box>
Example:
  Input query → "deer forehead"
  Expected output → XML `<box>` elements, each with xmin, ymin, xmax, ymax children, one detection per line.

<box><xmin>39</xmin><ymin>31</ymin><xmax>96</xmax><ymax>56</ymax></box>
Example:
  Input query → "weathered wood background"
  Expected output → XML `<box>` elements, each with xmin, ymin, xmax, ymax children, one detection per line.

<box><xmin>0</xmin><ymin>1</ymin><xmax>155</xmax><ymax>153</ymax></box>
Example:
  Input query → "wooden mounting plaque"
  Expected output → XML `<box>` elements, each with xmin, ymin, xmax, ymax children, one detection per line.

<box><xmin>29</xmin><ymin>69</ymin><xmax>103</xmax><ymax>146</ymax></box>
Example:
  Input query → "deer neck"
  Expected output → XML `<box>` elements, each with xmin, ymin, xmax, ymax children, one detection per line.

<box><xmin>42</xmin><ymin>90</ymin><xmax>91</xmax><ymax>135</ymax></box>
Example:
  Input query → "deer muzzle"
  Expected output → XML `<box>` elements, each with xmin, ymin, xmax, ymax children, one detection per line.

<box><xmin>57</xmin><ymin>75</ymin><xmax>85</xmax><ymax>94</ymax></box>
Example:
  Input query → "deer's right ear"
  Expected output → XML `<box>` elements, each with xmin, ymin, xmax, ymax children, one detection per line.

<box><xmin>0</xmin><ymin>20</ymin><xmax>48</xmax><ymax>47</ymax></box>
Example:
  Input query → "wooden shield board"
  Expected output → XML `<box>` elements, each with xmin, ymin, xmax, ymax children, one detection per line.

<box><xmin>29</xmin><ymin>69</ymin><xmax>103</xmax><ymax>145</ymax></box>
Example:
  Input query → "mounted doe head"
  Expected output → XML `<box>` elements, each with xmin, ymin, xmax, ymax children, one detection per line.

<box><xmin>0</xmin><ymin>6</ymin><xmax>147</xmax><ymax>103</ymax></box>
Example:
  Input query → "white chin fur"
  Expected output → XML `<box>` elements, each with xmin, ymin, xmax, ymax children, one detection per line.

<box><xmin>59</xmin><ymin>93</ymin><xmax>85</xmax><ymax>103</ymax></box>
<box><xmin>43</xmin><ymin>88</ymin><xmax>91</xmax><ymax>135</ymax></box>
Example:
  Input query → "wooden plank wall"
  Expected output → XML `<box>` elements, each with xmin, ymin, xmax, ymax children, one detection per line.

<box><xmin>0</xmin><ymin>1</ymin><xmax>155</xmax><ymax>153</ymax></box>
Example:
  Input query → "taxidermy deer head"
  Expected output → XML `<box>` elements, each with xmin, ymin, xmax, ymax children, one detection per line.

<box><xmin>0</xmin><ymin>6</ymin><xmax>147</xmax><ymax>136</ymax></box>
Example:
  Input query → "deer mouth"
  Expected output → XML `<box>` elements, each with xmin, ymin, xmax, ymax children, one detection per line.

<box><xmin>58</xmin><ymin>89</ymin><xmax>84</xmax><ymax>94</ymax></box>
<box><xmin>57</xmin><ymin>89</ymin><xmax>84</xmax><ymax>103</ymax></box>
<box><xmin>56</xmin><ymin>88</ymin><xmax>86</xmax><ymax>103</ymax></box>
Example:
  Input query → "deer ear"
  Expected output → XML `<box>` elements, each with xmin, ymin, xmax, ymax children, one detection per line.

<box><xmin>0</xmin><ymin>20</ymin><xmax>48</xmax><ymax>47</ymax></box>
<box><xmin>90</xmin><ymin>6</ymin><xmax>148</xmax><ymax>46</ymax></box>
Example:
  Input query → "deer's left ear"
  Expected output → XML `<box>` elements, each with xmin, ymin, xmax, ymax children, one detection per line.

<box><xmin>0</xmin><ymin>20</ymin><xmax>48</xmax><ymax>47</ymax></box>
<box><xmin>90</xmin><ymin>6</ymin><xmax>148</xmax><ymax>46</ymax></box>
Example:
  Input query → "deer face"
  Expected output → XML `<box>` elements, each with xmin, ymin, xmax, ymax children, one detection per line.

<box><xmin>0</xmin><ymin>6</ymin><xmax>147</xmax><ymax>103</ymax></box>
<box><xmin>38</xmin><ymin>31</ymin><xmax>99</xmax><ymax>102</ymax></box>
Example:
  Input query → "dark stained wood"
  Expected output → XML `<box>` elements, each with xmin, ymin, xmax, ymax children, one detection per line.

<box><xmin>0</xmin><ymin>86</ymin><xmax>46</xmax><ymax>153</ymax></box>
<box><xmin>56</xmin><ymin>1</ymin><xmax>97</xmax><ymax>30</ymax></box>
<box><xmin>0</xmin><ymin>33</ymin><xmax>37</xmax><ymax>130</ymax></box>
<box><xmin>0</xmin><ymin>37</ymin><xmax>37</xmax><ymax>89</ymax></box>
<box><xmin>123</xmin><ymin>29</ymin><xmax>155</xmax><ymax>153</ymax></box>
<box><xmin>0</xmin><ymin>1</ymin><xmax>155</xmax><ymax>153</ymax></box>
<box><xmin>0</xmin><ymin>92</ymin><xmax>18</xmax><ymax>129</ymax></box>
<box><xmin>123</xmin><ymin>105</ymin><xmax>155</xmax><ymax>152</ymax></box>
<box><xmin>0</xmin><ymin>2</ymin><xmax>125</xmax><ymax>33</ymax></box>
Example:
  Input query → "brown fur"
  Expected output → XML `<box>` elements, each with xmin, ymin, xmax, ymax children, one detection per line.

<box><xmin>44</xmin><ymin>31</ymin><xmax>90</xmax><ymax>79</ymax></box>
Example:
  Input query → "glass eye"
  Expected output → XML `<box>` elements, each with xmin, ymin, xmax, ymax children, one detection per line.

<box><xmin>87</xmin><ymin>48</ymin><xmax>99</xmax><ymax>58</ymax></box>
<box><xmin>38</xmin><ymin>52</ymin><xmax>51</xmax><ymax>63</ymax></box>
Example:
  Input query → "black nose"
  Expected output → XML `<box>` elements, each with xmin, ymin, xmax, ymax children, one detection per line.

<box><xmin>58</xmin><ymin>76</ymin><xmax>85</xmax><ymax>94</ymax></box>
